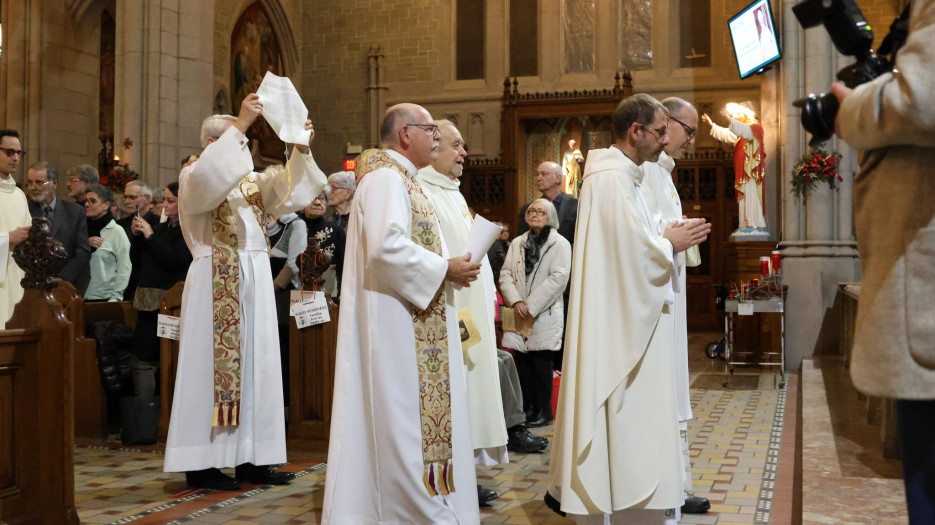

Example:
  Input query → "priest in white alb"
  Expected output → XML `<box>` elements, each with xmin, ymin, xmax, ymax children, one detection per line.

<box><xmin>323</xmin><ymin>104</ymin><xmax>483</xmax><ymax>524</ymax></box>
<box><xmin>546</xmin><ymin>94</ymin><xmax>711</xmax><ymax>524</ymax></box>
<box><xmin>164</xmin><ymin>94</ymin><xmax>326</xmax><ymax>490</ymax></box>
<box><xmin>640</xmin><ymin>97</ymin><xmax>711</xmax><ymax>515</ymax></box>
<box><xmin>0</xmin><ymin>129</ymin><xmax>31</xmax><ymax>328</ymax></box>
<box><xmin>417</xmin><ymin>120</ymin><xmax>509</xmax><ymax>505</ymax></box>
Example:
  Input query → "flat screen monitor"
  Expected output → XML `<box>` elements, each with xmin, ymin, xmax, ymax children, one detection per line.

<box><xmin>729</xmin><ymin>0</ymin><xmax>781</xmax><ymax>79</ymax></box>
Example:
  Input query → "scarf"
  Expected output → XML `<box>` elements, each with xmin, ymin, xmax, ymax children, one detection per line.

<box><xmin>87</xmin><ymin>210</ymin><xmax>114</xmax><ymax>237</ymax></box>
<box><xmin>355</xmin><ymin>149</ymin><xmax>455</xmax><ymax>496</ymax></box>
<box><xmin>209</xmin><ymin>175</ymin><xmax>267</xmax><ymax>427</ymax></box>
<box><xmin>523</xmin><ymin>226</ymin><xmax>551</xmax><ymax>277</ymax></box>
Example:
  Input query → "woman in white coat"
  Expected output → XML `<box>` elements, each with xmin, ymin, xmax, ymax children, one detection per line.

<box><xmin>499</xmin><ymin>198</ymin><xmax>571</xmax><ymax>427</ymax></box>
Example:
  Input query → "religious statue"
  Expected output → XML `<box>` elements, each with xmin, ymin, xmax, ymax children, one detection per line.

<box><xmin>702</xmin><ymin>103</ymin><xmax>768</xmax><ymax>238</ymax></box>
<box><xmin>562</xmin><ymin>139</ymin><xmax>584</xmax><ymax>197</ymax></box>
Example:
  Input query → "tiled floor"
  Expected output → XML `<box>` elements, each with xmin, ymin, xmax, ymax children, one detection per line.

<box><xmin>74</xmin><ymin>331</ymin><xmax>790</xmax><ymax>524</ymax></box>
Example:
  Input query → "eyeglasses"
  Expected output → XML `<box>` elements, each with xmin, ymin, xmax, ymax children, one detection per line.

<box><xmin>407</xmin><ymin>123</ymin><xmax>440</xmax><ymax>137</ymax></box>
<box><xmin>0</xmin><ymin>148</ymin><xmax>25</xmax><ymax>158</ymax></box>
<box><xmin>526</xmin><ymin>208</ymin><xmax>548</xmax><ymax>217</ymax></box>
<box><xmin>26</xmin><ymin>179</ymin><xmax>51</xmax><ymax>187</ymax></box>
<box><xmin>640</xmin><ymin>124</ymin><xmax>668</xmax><ymax>141</ymax></box>
<box><xmin>669</xmin><ymin>116</ymin><xmax>696</xmax><ymax>139</ymax></box>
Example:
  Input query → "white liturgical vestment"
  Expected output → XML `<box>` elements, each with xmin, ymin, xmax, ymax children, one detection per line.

<box><xmin>164</xmin><ymin>126</ymin><xmax>326</xmax><ymax>471</ymax></box>
<box><xmin>0</xmin><ymin>176</ymin><xmax>31</xmax><ymax>328</ymax></box>
<box><xmin>549</xmin><ymin>146</ymin><xmax>683</xmax><ymax>518</ymax></box>
<box><xmin>417</xmin><ymin>166</ymin><xmax>508</xmax><ymax>465</ymax></box>
<box><xmin>323</xmin><ymin>150</ymin><xmax>479</xmax><ymax>525</ymax></box>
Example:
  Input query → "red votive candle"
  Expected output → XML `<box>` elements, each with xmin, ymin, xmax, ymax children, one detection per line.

<box><xmin>760</xmin><ymin>256</ymin><xmax>770</xmax><ymax>278</ymax></box>
<box><xmin>771</xmin><ymin>250</ymin><xmax>781</xmax><ymax>272</ymax></box>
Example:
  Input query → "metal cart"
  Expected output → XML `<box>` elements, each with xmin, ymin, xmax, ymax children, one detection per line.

<box><xmin>723</xmin><ymin>295</ymin><xmax>785</xmax><ymax>388</ymax></box>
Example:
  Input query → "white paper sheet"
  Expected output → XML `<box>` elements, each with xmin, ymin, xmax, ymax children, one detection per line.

<box><xmin>465</xmin><ymin>214</ymin><xmax>503</xmax><ymax>263</ymax></box>
<box><xmin>256</xmin><ymin>71</ymin><xmax>312</xmax><ymax>145</ymax></box>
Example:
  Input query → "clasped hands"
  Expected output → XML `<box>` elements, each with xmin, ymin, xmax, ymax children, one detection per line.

<box><xmin>233</xmin><ymin>93</ymin><xmax>316</xmax><ymax>152</ymax></box>
<box><xmin>664</xmin><ymin>216</ymin><xmax>712</xmax><ymax>253</ymax></box>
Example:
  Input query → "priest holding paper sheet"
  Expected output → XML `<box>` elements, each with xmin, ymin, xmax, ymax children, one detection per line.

<box><xmin>323</xmin><ymin>104</ymin><xmax>482</xmax><ymax>524</ymax></box>
<box><xmin>416</xmin><ymin>120</ymin><xmax>508</xmax><ymax>505</ymax></box>
<box><xmin>499</xmin><ymin>198</ymin><xmax>571</xmax><ymax>429</ymax></box>
<box><xmin>164</xmin><ymin>93</ymin><xmax>327</xmax><ymax>490</ymax></box>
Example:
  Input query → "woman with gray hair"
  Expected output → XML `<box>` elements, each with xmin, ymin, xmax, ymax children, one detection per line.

<box><xmin>499</xmin><ymin>198</ymin><xmax>571</xmax><ymax>427</ymax></box>
<box><xmin>326</xmin><ymin>170</ymin><xmax>356</xmax><ymax>231</ymax></box>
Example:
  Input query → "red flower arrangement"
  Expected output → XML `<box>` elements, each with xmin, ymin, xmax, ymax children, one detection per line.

<box><xmin>100</xmin><ymin>165</ymin><xmax>139</xmax><ymax>193</ymax></box>
<box><xmin>791</xmin><ymin>149</ymin><xmax>843</xmax><ymax>199</ymax></box>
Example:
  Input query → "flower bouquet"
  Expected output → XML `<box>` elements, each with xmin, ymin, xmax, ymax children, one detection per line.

<box><xmin>101</xmin><ymin>165</ymin><xmax>139</xmax><ymax>193</ymax></box>
<box><xmin>791</xmin><ymin>149</ymin><xmax>843</xmax><ymax>199</ymax></box>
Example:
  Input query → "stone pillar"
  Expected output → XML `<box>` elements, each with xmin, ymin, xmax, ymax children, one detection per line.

<box><xmin>114</xmin><ymin>0</ymin><xmax>214</xmax><ymax>189</ymax></box>
<box><xmin>779</xmin><ymin>1</ymin><xmax>861</xmax><ymax>371</ymax></box>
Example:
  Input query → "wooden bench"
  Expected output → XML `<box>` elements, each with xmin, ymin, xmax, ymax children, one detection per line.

<box><xmin>158</xmin><ymin>282</ymin><xmax>184</xmax><ymax>442</ymax></box>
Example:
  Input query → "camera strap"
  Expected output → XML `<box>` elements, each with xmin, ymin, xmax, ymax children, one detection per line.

<box><xmin>877</xmin><ymin>4</ymin><xmax>911</xmax><ymax>66</ymax></box>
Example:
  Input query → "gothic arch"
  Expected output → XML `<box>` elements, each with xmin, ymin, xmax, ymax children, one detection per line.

<box><xmin>231</xmin><ymin>0</ymin><xmax>299</xmax><ymax>77</ymax></box>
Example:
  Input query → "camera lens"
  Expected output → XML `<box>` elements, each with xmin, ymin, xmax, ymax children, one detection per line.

<box><xmin>794</xmin><ymin>93</ymin><xmax>839</xmax><ymax>146</ymax></box>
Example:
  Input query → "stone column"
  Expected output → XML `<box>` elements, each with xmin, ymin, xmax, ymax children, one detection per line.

<box><xmin>779</xmin><ymin>1</ymin><xmax>861</xmax><ymax>372</ymax></box>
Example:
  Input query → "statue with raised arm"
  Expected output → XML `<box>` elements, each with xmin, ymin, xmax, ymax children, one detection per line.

<box><xmin>562</xmin><ymin>139</ymin><xmax>584</xmax><ymax>197</ymax></box>
<box><xmin>703</xmin><ymin>103</ymin><xmax>768</xmax><ymax>237</ymax></box>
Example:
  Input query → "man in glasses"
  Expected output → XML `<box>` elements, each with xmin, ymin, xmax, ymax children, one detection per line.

<box><xmin>547</xmin><ymin>94</ymin><xmax>710</xmax><ymax>523</ymax></box>
<box><xmin>640</xmin><ymin>97</ymin><xmax>712</xmax><ymax>515</ymax></box>
<box><xmin>324</xmin><ymin>105</ymin><xmax>482</xmax><ymax>524</ymax></box>
<box><xmin>0</xmin><ymin>129</ymin><xmax>32</xmax><ymax>327</ymax></box>
<box><xmin>65</xmin><ymin>164</ymin><xmax>100</xmax><ymax>206</ymax></box>
<box><xmin>25</xmin><ymin>161</ymin><xmax>92</xmax><ymax>287</ymax></box>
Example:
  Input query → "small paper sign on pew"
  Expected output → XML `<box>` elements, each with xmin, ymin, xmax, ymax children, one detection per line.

<box><xmin>157</xmin><ymin>314</ymin><xmax>181</xmax><ymax>340</ymax></box>
<box><xmin>290</xmin><ymin>290</ymin><xmax>331</xmax><ymax>328</ymax></box>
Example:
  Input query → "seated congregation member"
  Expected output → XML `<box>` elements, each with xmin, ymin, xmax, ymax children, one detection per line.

<box><xmin>326</xmin><ymin>170</ymin><xmax>355</xmax><ymax>232</ymax></box>
<box><xmin>26</xmin><ymin>161</ymin><xmax>92</xmax><ymax>286</ymax></box>
<box><xmin>302</xmin><ymin>187</ymin><xmax>345</xmax><ymax>299</ymax></box>
<box><xmin>128</xmin><ymin>182</ymin><xmax>192</xmax><ymax>363</ymax></box>
<box><xmin>83</xmin><ymin>183</ymin><xmax>132</xmax><ymax>302</ymax></box>
<box><xmin>499</xmin><ymin>198</ymin><xmax>571</xmax><ymax>428</ymax></box>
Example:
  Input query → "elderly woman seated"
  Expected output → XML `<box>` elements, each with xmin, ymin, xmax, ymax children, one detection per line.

<box><xmin>499</xmin><ymin>198</ymin><xmax>571</xmax><ymax>427</ymax></box>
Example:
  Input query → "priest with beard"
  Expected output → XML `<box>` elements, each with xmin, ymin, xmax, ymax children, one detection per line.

<box><xmin>546</xmin><ymin>94</ymin><xmax>710</xmax><ymax>524</ymax></box>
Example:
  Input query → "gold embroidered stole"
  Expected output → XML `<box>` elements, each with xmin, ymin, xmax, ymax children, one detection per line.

<box><xmin>356</xmin><ymin>149</ymin><xmax>455</xmax><ymax>496</ymax></box>
<box><xmin>210</xmin><ymin>175</ymin><xmax>268</xmax><ymax>427</ymax></box>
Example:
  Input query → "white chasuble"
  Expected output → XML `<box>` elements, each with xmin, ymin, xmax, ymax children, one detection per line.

<box><xmin>417</xmin><ymin>166</ymin><xmax>508</xmax><ymax>465</ymax></box>
<box><xmin>323</xmin><ymin>150</ymin><xmax>479</xmax><ymax>525</ymax></box>
<box><xmin>641</xmin><ymin>151</ymin><xmax>694</xmax><ymax>424</ymax></box>
<box><xmin>0</xmin><ymin>179</ymin><xmax>31</xmax><ymax>328</ymax></box>
<box><xmin>164</xmin><ymin>126</ymin><xmax>326</xmax><ymax>471</ymax></box>
<box><xmin>549</xmin><ymin>147</ymin><xmax>683</xmax><ymax>517</ymax></box>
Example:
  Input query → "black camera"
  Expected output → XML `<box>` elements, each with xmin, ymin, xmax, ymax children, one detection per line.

<box><xmin>792</xmin><ymin>0</ymin><xmax>897</xmax><ymax>145</ymax></box>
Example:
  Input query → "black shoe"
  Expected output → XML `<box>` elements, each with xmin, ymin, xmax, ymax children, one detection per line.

<box><xmin>234</xmin><ymin>463</ymin><xmax>296</xmax><ymax>485</ymax></box>
<box><xmin>681</xmin><ymin>493</ymin><xmax>711</xmax><ymax>514</ymax></box>
<box><xmin>544</xmin><ymin>491</ymin><xmax>565</xmax><ymax>517</ymax></box>
<box><xmin>185</xmin><ymin>468</ymin><xmax>241</xmax><ymax>491</ymax></box>
<box><xmin>478</xmin><ymin>485</ymin><xmax>498</xmax><ymax>506</ymax></box>
<box><xmin>527</xmin><ymin>408</ymin><xmax>553</xmax><ymax>427</ymax></box>
<box><xmin>507</xmin><ymin>425</ymin><xmax>548</xmax><ymax>453</ymax></box>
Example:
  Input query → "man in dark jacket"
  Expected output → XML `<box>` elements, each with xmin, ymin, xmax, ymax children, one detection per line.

<box><xmin>26</xmin><ymin>161</ymin><xmax>92</xmax><ymax>286</ymax></box>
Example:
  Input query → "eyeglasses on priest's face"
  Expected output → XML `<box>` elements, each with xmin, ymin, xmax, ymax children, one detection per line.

<box><xmin>0</xmin><ymin>147</ymin><xmax>25</xmax><ymax>158</ymax></box>
<box><xmin>406</xmin><ymin>123</ymin><xmax>440</xmax><ymax>137</ymax></box>
<box><xmin>639</xmin><ymin>124</ymin><xmax>668</xmax><ymax>141</ymax></box>
<box><xmin>669</xmin><ymin>116</ymin><xmax>696</xmax><ymax>139</ymax></box>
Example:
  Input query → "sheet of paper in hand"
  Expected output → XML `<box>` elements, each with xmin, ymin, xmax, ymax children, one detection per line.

<box><xmin>466</xmin><ymin>214</ymin><xmax>503</xmax><ymax>263</ymax></box>
<box><xmin>256</xmin><ymin>71</ymin><xmax>312</xmax><ymax>145</ymax></box>
<box><xmin>500</xmin><ymin>307</ymin><xmax>533</xmax><ymax>338</ymax></box>
<box><xmin>457</xmin><ymin>307</ymin><xmax>482</xmax><ymax>350</ymax></box>
<box><xmin>289</xmin><ymin>290</ymin><xmax>331</xmax><ymax>328</ymax></box>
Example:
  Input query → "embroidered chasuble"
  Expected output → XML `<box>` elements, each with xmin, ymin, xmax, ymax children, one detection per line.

<box><xmin>210</xmin><ymin>175</ymin><xmax>268</xmax><ymax>427</ymax></box>
<box><xmin>356</xmin><ymin>149</ymin><xmax>455</xmax><ymax>495</ymax></box>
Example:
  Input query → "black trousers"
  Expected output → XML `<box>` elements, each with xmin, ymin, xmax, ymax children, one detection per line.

<box><xmin>897</xmin><ymin>399</ymin><xmax>935</xmax><ymax>524</ymax></box>
<box><xmin>513</xmin><ymin>350</ymin><xmax>554</xmax><ymax>418</ymax></box>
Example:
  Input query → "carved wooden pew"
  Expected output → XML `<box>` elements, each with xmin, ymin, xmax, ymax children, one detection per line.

<box><xmin>158</xmin><ymin>282</ymin><xmax>184</xmax><ymax>442</ymax></box>
<box><xmin>0</xmin><ymin>217</ymin><xmax>79</xmax><ymax>524</ymax></box>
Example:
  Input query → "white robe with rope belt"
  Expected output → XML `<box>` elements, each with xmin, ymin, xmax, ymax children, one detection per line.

<box><xmin>164</xmin><ymin>126</ymin><xmax>326</xmax><ymax>471</ymax></box>
<box><xmin>548</xmin><ymin>146</ymin><xmax>682</xmax><ymax>517</ymax></box>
